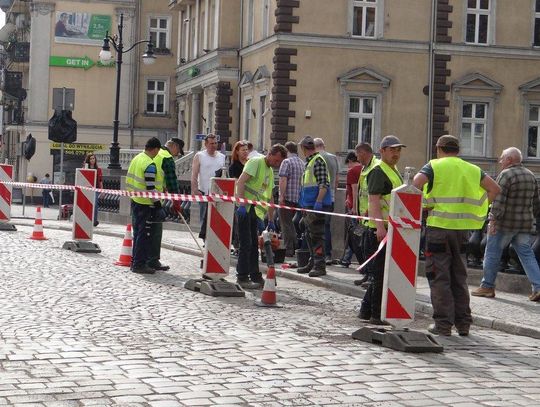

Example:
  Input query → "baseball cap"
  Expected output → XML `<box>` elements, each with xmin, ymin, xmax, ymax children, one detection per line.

<box><xmin>299</xmin><ymin>135</ymin><xmax>315</xmax><ymax>148</ymax></box>
<box><xmin>380</xmin><ymin>135</ymin><xmax>406</xmax><ymax>149</ymax></box>
<box><xmin>436</xmin><ymin>135</ymin><xmax>460</xmax><ymax>149</ymax></box>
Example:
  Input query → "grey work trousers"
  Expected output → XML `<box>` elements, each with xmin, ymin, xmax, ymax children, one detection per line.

<box><xmin>424</xmin><ymin>226</ymin><xmax>472</xmax><ymax>331</ymax></box>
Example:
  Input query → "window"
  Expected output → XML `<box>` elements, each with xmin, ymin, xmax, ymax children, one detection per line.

<box><xmin>466</xmin><ymin>0</ymin><xmax>491</xmax><ymax>44</ymax></box>
<box><xmin>149</xmin><ymin>17</ymin><xmax>170</xmax><ymax>50</ymax></box>
<box><xmin>534</xmin><ymin>0</ymin><xmax>540</xmax><ymax>46</ymax></box>
<box><xmin>347</xmin><ymin>96</ymin><xmax>375</xmax><ymax>149</ymax></box>
<box><xmin>243</xmin><ymin>98</ymin><xmax>252</xmax><ymax>139</ymax></box>
<box><xmin>352</xmin><ymin>0</ymin><xmax>377</xmax><ymax>38</ymax></box>
<box><xmin>247</xmin><ymin>0</ymin><xmax>255</xmax><ymax>45</ymax></box>
<box><xmin>146</xmin><ymin>79</ymin><xmax>167</xmax><ymax>114</ymax></box>
<box><xmin>262</xmin><ymin>0</ymin><xmax>270</xmax><ymax>38</ymax></box>
<box><xmin>258</xmin><ymin>95</ymin><xmax>267</xmax><ymax>151</ymax></box>
<box><xmin>460</xmin><ymin>102</ymin><xmax>487</xmax><ymax>156</ymax></box>
<box><xmin>528</xmin><ymin>105</ymin><xmax>540</xmax><ymax>158</ymax></box>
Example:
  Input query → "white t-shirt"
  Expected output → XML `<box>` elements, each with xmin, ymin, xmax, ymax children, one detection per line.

<box><xmin>248</xmin><ymin>150</ymin><xmax>264</xmax><ymax>159</ymax></box>
<box><xmin>196</xmin><ymin>150</ymin><xmax>226</xmax><ymax>194</ymax></box>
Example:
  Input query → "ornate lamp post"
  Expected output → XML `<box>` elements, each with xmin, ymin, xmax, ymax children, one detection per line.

<box><xmin>99</xmin><ymin>13</ymin><xmax>156</xmax><ymax>170</ymax></box>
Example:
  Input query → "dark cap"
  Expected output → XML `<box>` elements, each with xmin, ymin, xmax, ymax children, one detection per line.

<box><xmin>299</xmin><ymin>135</ymin><xmax>315</xmax><ymax>149</ymax></box>
<box><xmin>436</xmin><ymin>135</ymin><xmax>460</xmax><ymax>149</ymax></box>
<box><xmin>380</xmin><ymin>135</ymin><xmax>406</xmax><ymax>149</ymax></box>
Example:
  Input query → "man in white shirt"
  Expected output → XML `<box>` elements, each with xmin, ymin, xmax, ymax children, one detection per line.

<box><xmin>247</xmin><ymin>141</ymin><xmax>264</xmax><ymax>159</ymax></box>
<box><xmin>314</xmin><ymin>138</ymin><xmax>339</xmax><ymax>263</ymax></box>
<box><xmin>191</xmin><ymin>134</ymin><xmax>226</xmax><ymax>239</ymax></box>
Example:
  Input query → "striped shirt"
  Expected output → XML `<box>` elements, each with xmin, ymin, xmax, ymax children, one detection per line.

<box><xmin>490</xmin><ymin>163</ymin><xmax>540</xmax><ymax>233</ymax></box>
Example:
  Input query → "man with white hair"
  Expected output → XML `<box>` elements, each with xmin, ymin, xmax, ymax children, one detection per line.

<box><xmin>314</xmin><ymin>138</ymin><xmax>338</xmax><ymax>262</ymax></box>
<box><xmin>472</xmin><ymin>147</ymin><xmax>540</xmax><ymax>302</ymax></box>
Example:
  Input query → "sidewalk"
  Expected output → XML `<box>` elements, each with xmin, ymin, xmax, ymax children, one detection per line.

<box><xmin>9</xmin><ymin>204</ymin><xmax>540</xmax><ymax>340</ymax></box>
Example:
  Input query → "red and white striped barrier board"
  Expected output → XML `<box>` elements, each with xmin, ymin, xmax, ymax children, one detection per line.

<box><xmin>0</xmin><ymin>164</ymin><xmax>13</xmax><ymax>224</ymax></box>
<box><xmin>203</xmin><ymin>177</ymin><xmax>235</xmax><ymax>278</ymax></box>
<box><xmin>381</xmin><ymin>183</ymin><xmax>423</xmax><ymax>329</ymax></box>
<box><xmin>72</xmin><ymin>168</ymin><xmax>97</xmax><ymax>241</ymax></box>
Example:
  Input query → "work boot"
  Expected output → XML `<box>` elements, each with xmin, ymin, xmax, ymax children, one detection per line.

<box><xmin>297</xmin><ymin>261</ymin><xmax>313</xmax><ymax>274</ymax></box>
<box><xmin>250</xmin><ymin>274</ymin><xmax>265</xmax><ymax>286</ymax></box>
<box><xmin>427</xmin><ymin>324</ymin><xmax>451</xmax><ymax>336</ymax></box>
<box><xmin>471</xmin><ymin>286</ymin><xmax>495</xmax><ymax>298</ymax></box>
<box><xmin>529</xmin><ymin>291</ymin><xmax>540</xmax><ymax>301</ymax></box>
<box><xmin>353</xmin><ymin>275</ymin><xmax>369</xmax><ymax>286</ymax></box>
<box><xmin>148</xmin><ymin>261</ymin><xmax>170</xmax><ymax>271</ymax></box>
<box><xmin>236</xmin><ymin>279</ymin><xmax>260</xmax><ymax>290</ymax></box>
<box><xmin>455</xmin><ymin>325</ymin><xmax>470</xmax><ymax>336</ymax></box>
<box><xmin>131</xmin><ymin>265</ymin><xmax>156</xmax><ymax>275</ymax></box>
<box><xmin>308</xmin><ymin>268</ymin><xmax>326</xmax><ymax>278</ymax></box>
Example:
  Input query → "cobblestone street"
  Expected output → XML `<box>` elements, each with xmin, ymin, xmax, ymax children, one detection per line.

<box><xmin>1</xmin><ymin>226</ymin><xmax>540</xmax><ymax>406</ymax></box>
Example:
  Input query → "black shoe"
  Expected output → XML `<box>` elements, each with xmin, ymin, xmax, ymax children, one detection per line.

<box><xmin>338</xmin><ymin>260</ymin><xmax>351</xmax><ymax>268</ymax></box>
<box><xmin>357</xmin><ymin>309</ymin><xmax>371</xmax><ymax>321</ymax></box>
<box><xmin>148</xmin><ymin>262</ymin><xmax>170</xmax><ymax>271</ymax></box>
<box><xmin>354</xmin><ymin>275</ymin><xmax>369</xmax><ymax>286</ymax></box>
<box><xmin>308</xmin><ymin>269</ymin><xmax>326</xmax><ymax>277</ymax></box>
<box><xmin>297</xmin><ymin>262</ymin><xmax>313</xmax><ymax>274</ymax></box>
<box><xmin>369</xmin><ymin>317</ymin><xmax>391</xmax><ymax>326</ymax></box>
<box><xmin>131</xmin><ymin>265</ymin><xmax>156</xmax><ymax>274</ymax></box>
<box><xmin>93</xmin><ymin>221</ymin><xmax>99</xmax><ymax>227</ymax></box>
<box><xmin>455</xmin><ymin>325</ymin><xmax>470</xmax><ymax>336</ymax></box>
<box><xmin>251</xmin><ymin>275</ymin><xmax>264</xmax><ymax>285</ymax></box>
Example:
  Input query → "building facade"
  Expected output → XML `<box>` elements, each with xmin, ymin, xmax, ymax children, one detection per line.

<box><xmin>170</xmin><ymin>0</ymin><xmax>540</xmax><ymax>173</ymax></box>
<box><xmin>0</xmin><ymin>0</ymin><xmax>178</xmax><ymax>184</ymax></box>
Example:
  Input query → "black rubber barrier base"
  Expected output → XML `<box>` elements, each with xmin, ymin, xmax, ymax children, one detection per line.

<box><xmin>352</xmin><ymin>327</ymin><xmax>444</xmax><ymax>353</ymax></box>
<box><xmin>62</xmin><ymin>241</ymin><xmax>102</xmax><ymax>253</ymax></box>
<box><xmin>185</xmin><ymin>277</ymin><xmax>245</xmax><ymax>297</ymax></box>
<box><xmin>0</xmin><ymin>223</ymin><xmax>16</xmax><ymax>231</ymax></box>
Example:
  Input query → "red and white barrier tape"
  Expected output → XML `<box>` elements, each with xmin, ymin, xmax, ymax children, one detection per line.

<box><xmin>3</xmin><ymin>181</ymin><xmax>426</xmax><ymax>225</ymax></box>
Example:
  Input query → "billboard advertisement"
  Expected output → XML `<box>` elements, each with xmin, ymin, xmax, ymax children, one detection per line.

<box><xmin>55</xmin><ymin>12</ymin><xmax>111</xmax><ymax>46</ymax></box>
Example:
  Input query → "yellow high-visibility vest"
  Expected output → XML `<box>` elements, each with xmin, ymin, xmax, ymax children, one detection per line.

<box><xmin>126</xmin><ymin>152</ymin><xmax>156</xmax><ymax>205</ymax></box>
<box><xmin>367</xmin><ymin>161</ymin><xmax>403</xmax><ymax>229</ymax></box>
<box><xmin>357</xmin><ymin>156</ymin><xmax>380</xmax><ymax>223</ymax></box>
<box><xmin>424</xmin><ymin>156</ymin><xmax>488</xmax><ymax>230</ymax></box>
<box><xmin>153</xmin><ymin>148</ymin><xmax>170</xmax><ymax>192</ymax></box>
<box><xmin>243</xmin><ymin>157</ymin><xmax>274</xmax><ymax>219</ymax></box>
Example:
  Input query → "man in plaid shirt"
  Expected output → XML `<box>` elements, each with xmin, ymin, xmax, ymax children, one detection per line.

<box><xmin>278</xmin><ymin>141</ymin><xmax>305</xmax><ymax>257</ymax></box>
<box><xmin>473</xmin><ymin>147</ymin><xmax>540</xmax><ymax>301</ymax></box>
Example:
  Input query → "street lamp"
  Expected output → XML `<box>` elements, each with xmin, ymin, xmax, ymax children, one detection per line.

<box><xmin>99</xmin><ymin>13</ymin><xmax>156</xmax><ymax>170</ymax></box>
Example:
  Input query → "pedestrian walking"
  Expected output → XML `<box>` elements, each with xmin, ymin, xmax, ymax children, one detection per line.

<box><xmin>148</xmin><ymin>138</ymin><xmax>184</xmax><ymax>272</ymax></box>
<box><xmin>314</xmin><ymin>138</ymin><xmax>339</xmax><ymax>263</ymax></box>
<box><xmin>125</xmin><ymin>137</ymin><xmax>162</xmax><ymax>275</ymax></box>
<box><xmin>471</xmin><ymin>147</ymin><xmax>540</xmax><ymax>302</ymax></box>
<box><xmin>413</xmin><ymin>135</ymin><xmax>500</xmax><ymax>336</ymax></box>
<box><xmin>278</xmin><ymin>141</ymin><xmax>305</xmax><ymax>257</ymax></box>
<box><xmin>358</xmin><ymin>136</ymin><xmax>405</xmax><ymax>325</ymax></box>
<box><xmin>83</xmin><ymin>153</ymin><xmax>103</xmax><ymax>226</ymax></box>
<box><xmin>40</xmin><ymin>173</ymin><xmax>52</xmax><ymax>208</ymax></box>
<box><xmin>235</xmin><ymin>144</ymin><xmax>287</xmax><ymax>289</ymax></box>
<box><xmin>191</xmin><ymin>134</ymin><xmax>226</xmax><ymax>240</ymax></box>
<box><xmin>297</xmin><ymin>136</ymin><xmax>332</xmax><ymax>278</ymax></box>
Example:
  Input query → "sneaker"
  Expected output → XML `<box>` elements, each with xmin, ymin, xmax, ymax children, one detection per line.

<box><xmin>308</xmin><ymin>269</ymin><xmax>326</xmax><ymax>278</ymax></box>
<box><xmin>529</xmin><ymin>291</ymin><xmax>540</xmax><ymax>301</ymax></box>
<box><xmin>251</xmin><ymin>275</ymin><xmax>265</xmax><ymax>285</ymax></box>
<box><xmin>131</xmin><ymin>265</ymin><xmax>156</xmax><ymax>275</ymax></box>
<box><xmin>471</xmin><ymin>287</ymin><xmax>495</xmax><ymax>298</ymax></box>
<box><xmin>339</xmin><ymin>260</ymin><xmax>351</xmax><ymax>268</ymax></box>
<box><xmin>354</xmin><ymin>275</ymin><xmax>369</xmax><ymax>286</ymax></box>
<box><xmin>237</xmin><ymin>279</ymin><xmax>261</xmax><ymax>290</ymax></box>
<box><xmin>148</xmin><ymin>262</ymin><xmax>170</xmax><ymax>271</ymax></box>
<box><xmin>325</xmin><ymin>257</ymin><xmax>333</xmax><ymax>266</ymax></box>
<box><xmin>427</xmin><ymin>324</ymin><xmax>451</xmax><ymax>336</ymax></box>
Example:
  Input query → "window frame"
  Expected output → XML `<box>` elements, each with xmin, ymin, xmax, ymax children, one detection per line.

<box><xmin>145</xmin><ymin>77</ymin><xmax>169</xmax><ymax>116</ymax></box>
<box><xmin>258</xmin><ymin>92</ymin><xmax>267</xmax><ymax>152</ymax></box>
<box><xmin>148</xmin><ymin>15</ymin><xmax>172</xmax><ymax>51</ymax></box>
<box><xmin>525</xmin><ymin>101</ymin><xmax>540</xmax><ymax>159</ymax></box>
<box><xmin>533</xmin><ymin>0</ymin><xmax>540</xmax><ymax>47</ymax></box>
<box><xmin>457</xmin><ymin>97</ymin><xmax>494</xmax><ymax>158</ymax></box>
<box><xmin>247</xmin><ymin>0</ymin><xmax>255</xmax><ymax>45</ymax></box>
<box><xmin>349</xmin><ymin>0</ymin><xmax>384</xmax><ymax>39</ymax></box>
<box><xmin>243</xmin><ymin>96</ymin><xmax>253</xmax><ymax>140</ymax></box>
<box><xmin>343</xmin><ymin>92</ymin><xmax>382</xmax><ymax>151</ymax></box>
<box><xmin>262</xmin><ymin>0</ymin><xmax>270</xmax><ymax>39</ymax></box>
<box><xmin>464</xmin><ymin>0</ymin><xmax>496</xmax><ymax>46</ymax></box>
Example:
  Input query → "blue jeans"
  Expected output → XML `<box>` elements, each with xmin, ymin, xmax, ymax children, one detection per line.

<box><xmin>482</xmin><ymin>231</ymin><xmax>540</xmax><ymax>292</ymax></box>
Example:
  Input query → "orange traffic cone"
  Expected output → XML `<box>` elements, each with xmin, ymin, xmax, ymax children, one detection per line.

<box><xmin>28</xmin><ymin>207</ymin><xmax>48</xmax><ymax>240</ymax></box>
<box><xmin>255</xmin><ymin>266</ymin><xmax>282</xmax><ymax>308</ymax></box>
<box><xmin>114</xmin><ymin>224</ymin><xmax>133</xmax><ymax>266</ymax></box>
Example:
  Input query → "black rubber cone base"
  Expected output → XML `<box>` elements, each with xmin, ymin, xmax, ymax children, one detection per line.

<box><xmin>0</xmin><ymin>223</ymin><xmax>16</xmax><ymax>231</ymax></box>
<box><xmin>185</xmin><ymin>277</ymin><xmax>245</xmax><ymax>297</ymax></box>
<box><xmin>352</xmin><ymin>327</ymin><xmax>444</xmax><ymax>353</ymax></box>
<box><xmin>62</xmin><ymin>241</ymin><xmax>101</xmax><ymax>253</ymax></box>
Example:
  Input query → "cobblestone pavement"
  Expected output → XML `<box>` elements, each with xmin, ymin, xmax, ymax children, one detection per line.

<box><xmin>1</xmin><ymin>224</ymin><xmax>540</xmax><ymax>406</ymax></box>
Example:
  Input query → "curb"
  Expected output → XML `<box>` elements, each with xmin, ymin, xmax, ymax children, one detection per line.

<box><xmin>11</xmin><ymin>219</ymin><xmax>540</xmax><ymax>341</ymax></box>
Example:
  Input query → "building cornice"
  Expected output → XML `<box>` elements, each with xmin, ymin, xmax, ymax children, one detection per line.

<box><xmin>435</xmin><ymin>43</ymin><xmax>540</xmax><ymax>60</ymax></box>
<box><xmin>176</xmin><ymin>68</ymin><xmax>239</xmax><ymax>95</ymax></box>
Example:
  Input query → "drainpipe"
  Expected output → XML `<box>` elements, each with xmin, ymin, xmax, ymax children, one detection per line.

<box><xmin>236</xmin><ymin>0</ymin><xmax>244</xmax><ymax>142</ymax></box>
<box><xmin>426</xmin><ymin>0</ymin><xmax>437</xmax><ymax>161</ymax></box>
<box><xmin>130</xmin><ymin>0</ymin><xmax>143</xmax><ymax>149</ymax></box>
